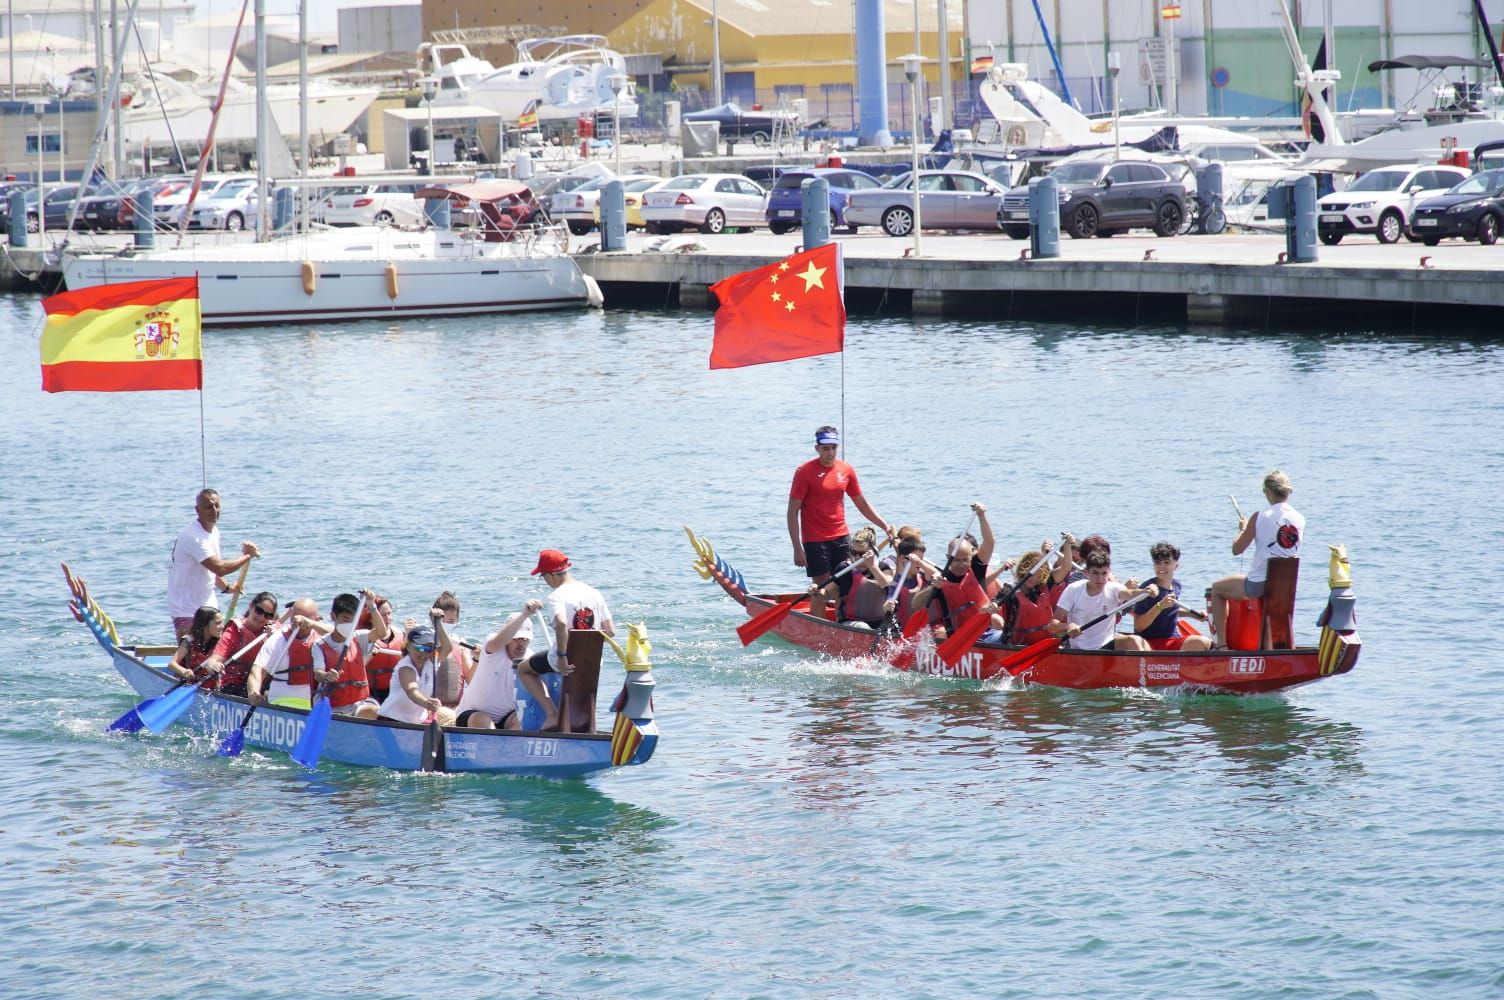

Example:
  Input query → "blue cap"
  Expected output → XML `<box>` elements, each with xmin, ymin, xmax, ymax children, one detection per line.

<box><xmin>407</xmin><ymin>625</ymin><xmax>436</xmax><ymax>647</ymax></box>
<box><xmin>815</xmin><ymin>428</ymin><xmax>840</xmax><ymax>445</ymax></box>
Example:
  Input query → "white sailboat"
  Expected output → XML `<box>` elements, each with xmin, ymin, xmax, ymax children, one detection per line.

<box><xmin>424</xmin><ymin>36</ymin><xmax>638</xmax><ymax>125</ymax></box>
<box><xmin>61</xmin><ymin>3</ymin><xmax>597</xmax><ymax>325</ymax></box>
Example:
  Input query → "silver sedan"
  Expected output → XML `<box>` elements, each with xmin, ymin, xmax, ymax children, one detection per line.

<box><xmin>843</xmin><ymin>170</ymin><xmax>1007</xmax><ymax>236</ymax></box>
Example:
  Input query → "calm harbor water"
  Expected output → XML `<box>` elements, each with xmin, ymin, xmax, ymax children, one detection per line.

<box><xmin>2</xmin><ymin>292</ymin><xmax>1501</xmax><ymax>998</ymax></box>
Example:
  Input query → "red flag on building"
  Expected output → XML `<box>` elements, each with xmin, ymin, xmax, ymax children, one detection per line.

<box><xmin>708</xmin><ymin>243</ymin><xmax>845</xmax><ymax>369</ymax></box>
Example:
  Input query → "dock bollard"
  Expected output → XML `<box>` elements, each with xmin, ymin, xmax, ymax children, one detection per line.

<box><xmin>599</xmin><ymin>178</ymin><xmax>626</xmax><ymax>251</ymax></box>
<box><xmin>1288</xmin><ymin>173</ymin><xmax>1317</xmax><ymax>263</ymax></box>
<box><xmin>801</xmin><ymin>177</ymin><xmax>832</xmax><ymax>248</ymax></box>
<box><xmin>9</xmin><ymin>189</ymin><xmax>30</xmax><ymax>247</ymax></box>
<box><xmin>1197</xmin><ymin>162</ymin><xmax>1226</xmax><ymax>235</ymax></box>
<box><xmin>132</xmin><ymin>189</ymin><xmax>154</xmax><ymax>249</ymax></box>
<box><xmin>1029</xmin><ymin>175</ymin><xmax>1060</xmax><ymax>259</ymax></box>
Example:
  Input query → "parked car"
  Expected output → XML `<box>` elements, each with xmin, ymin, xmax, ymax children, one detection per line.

<box><xmin>189</xmin><ymin>177</ymin><xmax>262</xmax><ymax>230</ymax></box>
<box><xmin>319</xmin><ymin>182</ymin><xmax>424</xmax><ymax>227</ymax></box>
<box><xmin>591</xmin><ymin>175</ymin><xmax>668</xmax><ymax>230</ymax></box>
<box><xmin>20</xmin><ymin>184</ymin><xmax>83</xmax><ymax>232</ymax></box>
<box><xmin>682</xmin><ymin>102</ymin><xmax>797</xmax><ymax>145</ymax></box>
<box><xmin>845</xmin><ymin>169</ymin><xmax>1008</xmax><ymax>237</ymax></box>
<box><xmin>1316</xmin><ymin>163</ymin><xmax>1469</xmax><ymax>244</ymax></box>
<box><xmin>1407</xmin><ymin>168</ymin><xmax>1504</xmax><ymax>245</ymax></box>
<box><xmin>743</xmin><ymin>164</ymin><xmax>808</xmax><ymax>188</ymax></box>
<box><xmin>764</xmin><ymin>167</ymin><xmax>882</xmax><ymax>234</ymax></box>
<box><xmin>550</xmin><ymin>175</ymin><xmax>620</xmax><ymax>235</ymax></box>
<box><xmin>153</xmin><ymin>173</ymin><xmax>251</xmax><ymax>228</ymax></box>
<box><xmin>640</xmin><ymin>173</ymin><xmax>767</xmax><ymax>234</ymax></box>
<box><xmin>77</xmin><ymin>176</ymin><xmax>185</xmax><ymax>231</ymax></box>
<box><xmin>1001</xmin><ymin>160</ymin><xmax>1188</xmax><ymax>239</ymax></box>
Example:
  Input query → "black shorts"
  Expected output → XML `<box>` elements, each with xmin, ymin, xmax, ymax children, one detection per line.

<box><xmin>457</xmin><ymin>708</ymin><xmax>516</xmax><ymax>728</ymax></box>
<box><xmin>524</xmin><ymin>649</ymin><xmax>557</xmax><ymax>675</ymax></box>
<box><xmin>803</xmin><ymin>536</ymin><xmax>851</xmax><ymax>581</ymax></box>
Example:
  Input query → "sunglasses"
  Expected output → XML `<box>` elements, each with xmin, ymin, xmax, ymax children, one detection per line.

<box><xmin>410</xmin><ymin>642</ymin><xmax>434</xmax><ymax>653</ymax></box>
<box><xmin>254</xmin><ymin>605</ymin><xmax>276</xmax><ymax>617</ymax></box>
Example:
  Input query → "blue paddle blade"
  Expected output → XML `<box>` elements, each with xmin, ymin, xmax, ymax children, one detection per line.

<box><xmin>107</xmin><ymin>700</ymin><xmax>154</xmax><ymax>733</ymax></box>
<box><xmin>290</xmin><ymin>698</ymin><xmax>332</xmax><ymax>771</ymax></box>
<box><xmin>138</xmin><ymin>682</ymin><xmax>202</xmax><ymax>734</ymax></box>
<box><xmin>215</xmin><ymin>727</ymin><xmax>247</xmax><ymax>757</ymax></box>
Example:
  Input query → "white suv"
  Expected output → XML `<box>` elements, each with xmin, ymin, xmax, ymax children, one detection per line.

<box><xmin>318</xmin><ymin>182</ymin><xmax>424</xmax><ymax>227</ymax></box>
<box><xmin>1316</xmin><ymin>164</ymin><xmax>1469</xmax><ymax>244</ymax></box>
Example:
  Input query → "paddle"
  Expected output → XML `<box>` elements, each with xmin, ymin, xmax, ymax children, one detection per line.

<box><xmin>139</xmin><ymin>626</ymin><xmax>277</xmax><ymax>734</ymax></box>
<box><xmin>222</xmin><ymin>557</ymin><xmax>253</xmax><ymax>621</ymax></box>
<box><xmin>736</xmin><ymin>539</ymin><xmax>889</xmax><ymax>646</ymax></box>
<box><xmin>420</xmin><ymin>611</ymin><xmax>446</xmax><ymax>773</ymax></box>
<box><xmin>1229</xmin><ymin>494</ymin><xmax>1244</xmax><ymax>523</ymax></box>
<box><xmin>290</xmin><ymin>594</ymin><xmax>367</xmax><ymax>771</ymax></box>
<box><xmin>934</xmin><ymin>604</ymin><xmax>995</xmax><ymax>666</ymax></box>
<box><xmin>1000</xmin><ymin>592</ymin><xmax>1148</xmax><ymax>677</ymax></box>
<box><xmin>215</xmin><ymin>705</ymin><xmax>256</xmax><ymax>756</ymax></box>
<box><xmin>107</xmin><ymin>677</ymin><xmax>192</xmax><ymax>733</ymax></box>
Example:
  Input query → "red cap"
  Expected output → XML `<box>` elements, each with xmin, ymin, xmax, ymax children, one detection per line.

<box><xmin>531</xmin><ymin>548</ymin><xmax>570</xmax><ymax>575</ymax></box>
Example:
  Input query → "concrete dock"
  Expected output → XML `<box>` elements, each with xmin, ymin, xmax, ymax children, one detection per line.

<box><xmin>8</xmin><ymin>226</ymin><xmax>1503</xmax><ymax>330</ymax></box>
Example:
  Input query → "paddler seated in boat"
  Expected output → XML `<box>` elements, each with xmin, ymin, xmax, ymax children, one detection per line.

<box><xmin>455</xmin><ymin>599</ymin><xmax>543</xmax><ymax>730</ymax></box>
<box><xmin>1208</xmin><ymin>470</ymin><xmax>1304</xmax><ymax>649</ymax></box>
<box><xmin>199</xmin><ymin>591</ymin><xmax>281</xmax><ymax>696</ymax></box>
<box><xmin>377</xmin><ymin>625</ymin><xmax>457</xmax><ymax>727</ymax></box>
<box><xmin>996</xmin><ymin>548</ymin><xmax>1058</xmax><ymax>645</ymax></box>
<box><xmin>312</xmin><ymin>593</ymin><xmax>382</xmax><ymax>719</ymax></box>
<box><xmin>1049</xmin><ymin>552</ymin><xmax>1153</xmax><ymax>652</ymax></box>
<box><xmin>881</xmin><ymin>537</ymin><xmax>931</xmax><ymax>629</ymax></box>
<box><xmin>909</xmin><ymin>536</ymin><xmax>1005</xmax><ymax>642</ymax></box>
<box><xmin>788</xmin><ymin>425</ymin><xmax>896</xmax><ymax>621</ymax></box>
<box><xmin>832</xmin><ymin>527</ymin><xmax>894</xmax><ymax>629</ymax></box>
<box><xmin>246</xmin><ymin>597</ymin><xmax>323</xmax><ymax>708</ymax></box>
<box><xmin>1134</xmin><ymin>542</ymin><xmax>1213</xmax><ymax>652</ymax></box>
<box><xmin>360</xmin><ymin>594</ymin><xmax>405</xmax><ymax>704</ymax></box>
<box><xmin>168</xmin><ymin>606</ymin><xmax>224</xmax><ymax>682</ymax></box>
<box><xmin>431</xmin><ymin>590</ymin><xmax>472</xmax><ymax>711</ymax></box>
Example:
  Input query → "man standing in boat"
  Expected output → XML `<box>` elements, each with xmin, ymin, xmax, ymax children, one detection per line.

<box><xmin>520</xmin><ymin>549</ymin><xmax>614</xmax><ymax>732</ymax></box>
<box><xmin>1208</xmin><ymin>470</ymin><xmax>1304</xmax><ymax>649</ymax></box>
<box><xmin>167</xmin><ymin>488</ymin><xmax>259</xmax><ymax>639</ymax></box>
<box><xmin>787</xmin><ymin>426</ymin><xmax>896</xmax><ymax>621</ymax></box>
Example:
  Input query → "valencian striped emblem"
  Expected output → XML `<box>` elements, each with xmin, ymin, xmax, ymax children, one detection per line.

<box><xmin>610</xmin><ymin>711</ymin><xmax>643</xmax><ymax>766</ymax></box>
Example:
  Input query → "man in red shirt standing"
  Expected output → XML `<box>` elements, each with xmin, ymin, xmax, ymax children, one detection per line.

<box><xmin>787</xmin><ymin>425</ymin><xmax>895</xmax><ymax>620</ymax></box>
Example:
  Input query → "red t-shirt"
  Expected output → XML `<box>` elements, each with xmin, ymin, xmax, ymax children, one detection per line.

<box><xmin>210</xmin><ymin>617</ymin><xmax>263</xmax><ymax>688</ymax></box>
<box><xmin>790</xmin><ymin>458</ymin><xmax>862</xmax><ymax>542</ymax></box>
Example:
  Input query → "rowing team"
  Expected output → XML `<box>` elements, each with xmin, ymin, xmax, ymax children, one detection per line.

<box><xmin>166</xmin><ymin>548</ymin><xmax>614</xmax><ymax>733</ymax></box>
<box><xmin>812</xmin><ymin>507</ymin><xmax>1215</xmax><ymax>653</ymax></box>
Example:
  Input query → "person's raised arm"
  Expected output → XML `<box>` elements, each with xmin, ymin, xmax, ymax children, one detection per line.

<box><xmin>484</xmin><ymin>599</ymin><xmax>544</xmax><ymax>654</ymax></box>
<box><xmin>973</xmin><ymin>502</ymin><xmax>995</xmax><ymax>566</ymax></box>
<box><xmin>362</xmin><ymin>590</ymin><xmax>388</xmax><ymax>644</ymax></box>
<box><xmin>1231</xmin><ymin>513</ymin><xmax>1257</xmax><ymax>556</ymax></box>
<box><xmin>430</xmin><ymin>607</ymin><xmax>454</xmax><ymax>660</ymax></box>
<box><xmin>202</xmin><ymin>540</ymin><xmax>259</xmax><ymax>582</ymax></box>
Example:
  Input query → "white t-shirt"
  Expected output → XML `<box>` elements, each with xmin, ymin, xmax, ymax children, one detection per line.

<box><xmin>167</xmin><ymin>518</ymin><xmax>220</xmax><ymax>618</ymax></box>
<box><xmin>547</xmin><ymin>579</ymin><xmax>613</xmax><ymax>636</ymax></box>
<box><xmin>377</xmin><ymin>655</ymin><xmax>435</xmax><ymax>724</ymax></box>
<box><xmin>456</xmin><ymin>630</ymin><xmax>527</xmax><ymax>722</ymax></box>
<box><xmin>255</xmin><ymin>626</ymin><xmax>313</xmax><ymax>704</ymax></box>
<box><xmin>1056</xmin><ymin>579</ymin><xmax>1133</xmax><ymax>649</ymax></box>
<box><xmin>1249</xmin><ymin>501</ymin><xmax>1305</xmax><ymax>584</ymax></box>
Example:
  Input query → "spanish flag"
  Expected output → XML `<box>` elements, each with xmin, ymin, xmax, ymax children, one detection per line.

<box><xmin>971</xmin><ymin>55</ymin><xmax>994</xmax><ymax>74</ymax></box>
<box><xmin>40</xmin><ymin>277</ymin><xmax>202</xmax><ymax>393</ymax></box>
<box><xmin>518</xmin><ymin>100</ymin><xmax>539</xmax><ymax>130</ymax></box>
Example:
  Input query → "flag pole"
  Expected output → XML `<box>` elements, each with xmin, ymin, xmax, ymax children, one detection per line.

<box><xmin>195</xmin><ymin>273</ymin><xmax>205</xmax><ymax>487</ymax></box>
<box><xmin>839</xmin><ymin>349</ymin><xmax>846</xmax><ymax>460</ymax></box>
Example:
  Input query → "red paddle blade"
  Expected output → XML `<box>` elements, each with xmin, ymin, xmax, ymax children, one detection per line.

<box><xmin>901</xmin><ymin>607</ymin><xmax>929</xmax><ymax>639</ymax></box>
<box><xmin>736</xmin><ymin>598</ymin><xmax>797</xmax><ymax>646</ymax></box>
<box><xmin>937</xmin><ymin>613</ymin><xmax>992</xmax><ymax>666</ymax></box>
<box><xmin>1001</xmin><ymin>636</ymin><xmax>1062</xmax><ymax>676</ymax></box>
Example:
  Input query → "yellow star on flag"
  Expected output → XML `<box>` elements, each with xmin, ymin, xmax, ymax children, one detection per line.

<box><xmin>785</xmin><ymin>300</ymin><xmax>795</xmax><ymax>312</ymax></box>
<box><xmin>778</xmin><ymin>261</ymin><xmax>790</xmax><ymax>272</ymax></box>
<box><xmin>770</xmin><ymin>273</ymin><xmax>779</xmax><ymax>284</ymax></box>
<box><xmin>797</xmin><ymin>261</ymin><xmax>827</xmax><ymax>292</ymax></box>
<box><xmin>771</xmin><ymin>291</ymin><xmax>781</xmax><ymax>302</ymax></box>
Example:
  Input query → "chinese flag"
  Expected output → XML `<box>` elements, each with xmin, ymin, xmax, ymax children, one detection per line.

<box><xmin>40</xmin><ymin>276</ymin><xmax>202</xmax><ymax>392</ymax></box>
<box><xmin>708</xmin><ymin>243</ymin><xmax>845</xmax><ymax>369</ymax></box>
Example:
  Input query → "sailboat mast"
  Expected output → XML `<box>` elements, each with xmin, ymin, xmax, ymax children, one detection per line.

<box><xmin>299</xmin><ymin>0</ymin><xmax>309</xmax><ymax>231</ymax></box>
<box><xmin>254</xmin><ymin>0</ymin><xmax>268</xmax><ymax>240</ymax></box>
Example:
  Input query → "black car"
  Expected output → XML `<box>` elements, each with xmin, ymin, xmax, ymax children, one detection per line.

<box><xmin>1000</xmin><ymin>159</ymin><xmax>1187</xmax><ymax>239</ymax></box>
<box><xmin>1407</xmin><ymin>169</ymin><xmax>1504</xmax><ymax>245</ymax></box>
<box><xmin>75</xmin><ymin>176</ymin><xmax>181</xmax><ymax>231</ymax></box>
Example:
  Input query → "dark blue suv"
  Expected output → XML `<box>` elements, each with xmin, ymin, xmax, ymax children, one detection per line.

<box><xmin>764</xmin><ymin>167</ymin><xmax>883</xmax><ymax>234</ymax></box>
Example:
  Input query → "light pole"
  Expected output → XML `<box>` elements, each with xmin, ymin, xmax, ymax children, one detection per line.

<box><xmin>901</xmin><ymin>53</ymin><xmax>925</xmax><ymax>258</ymax></box>
<box><xmin>419</xmin><ymin>75</ymin><xmax>437</xmax><ymax>176</ymax></box>
<box><xmin>609</xmin><ymin>72</ymin><xmax>626</xmax><ymax>176</ymax></box>
<box><xmin>1108</xmin><ymin>52</ymin><xmax>1121</xmax><ymax>161</ymax></box>
<box><xmin>710</xmin><ymin>0</ymin><xmax>722</xmax><ymax>106</ymax></box>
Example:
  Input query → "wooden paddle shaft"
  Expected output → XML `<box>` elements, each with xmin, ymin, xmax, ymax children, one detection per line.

<box><xmin>223</xmin><ymin>558</ymin><xmax>253</xmax><ymax>620</ymax></box>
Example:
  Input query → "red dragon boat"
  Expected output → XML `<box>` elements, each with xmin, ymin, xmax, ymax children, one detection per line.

<box><xmin>686</xmin><ymin>527</ymin><xmax>1360</xmax><ymax>694</ymax></box>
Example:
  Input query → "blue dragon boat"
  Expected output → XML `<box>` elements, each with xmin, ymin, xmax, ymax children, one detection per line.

<box><xmin>64</xmin><ymin>564</ymin><xmax>659</xmax><ymax>777</ymax></box>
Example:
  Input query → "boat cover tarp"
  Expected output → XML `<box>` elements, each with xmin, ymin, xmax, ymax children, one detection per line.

<box><xmin>414</xmin><ymin>180</ymin><xmax>533</xmax><ymax>203</ymax></box>
<box><xmin>1367</xmin><ymin>55</ymin><xmax>1491</xmax><ymax>72</ymax></box>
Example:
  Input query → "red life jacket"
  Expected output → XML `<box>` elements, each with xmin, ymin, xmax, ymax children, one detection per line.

<box><xmin>365</xmin><ymin>637</ymin><xmax>403</xmax><ymax>694</ymax></box>
<box><xmin>276</xmin><ymin>631</ymin><xmax>317</xmax><ymax>690</ymax></box>
<box><xmin>215</xmin><ymin>618</ymin><xmax>263</xmax><ymax>689</ymax></box>
<box><xmin>1010</xmin><ymin>585</ymin><xmax>1055</xmax><ymax>643</ymax></box>
<box><xmin>937</xmin><ymin>571</ymin><xmax>990</xmax><ymax>631</ymax></box>
<box><xmin>319</xmin><ymin>637</ymin><xmax>370</xmax><ymax>708</ymax></box>
<box><xmin>184</xmin><ymin>640</ymin><xmax>214</xmax><ymax>682</ymax></box>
